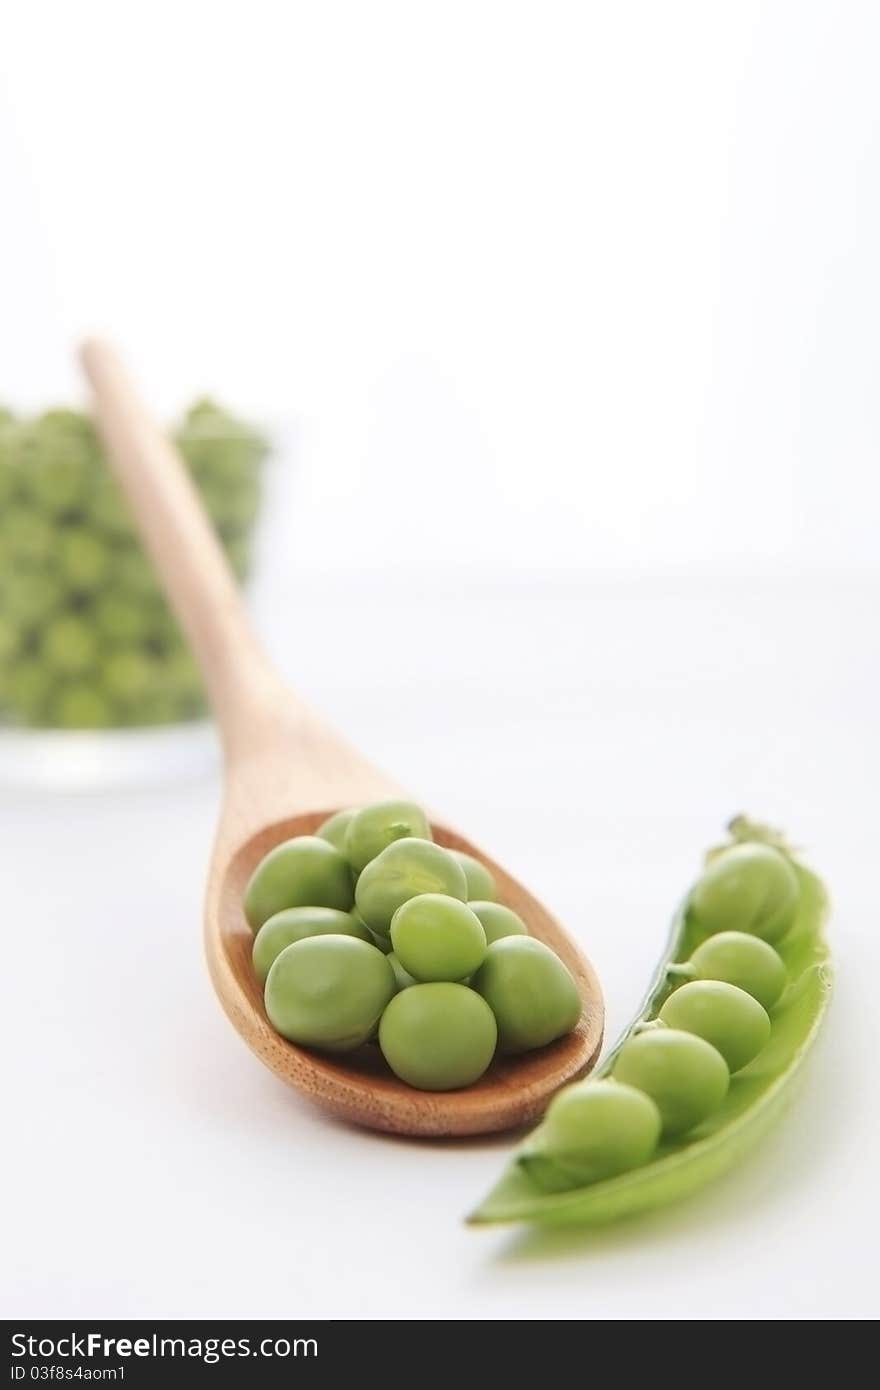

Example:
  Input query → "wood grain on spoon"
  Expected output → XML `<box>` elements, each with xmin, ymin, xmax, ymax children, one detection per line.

<box><xmin>80</xmin><ymin>339</ymin><xmax>604</xmax><ymax>1136</ymax></box>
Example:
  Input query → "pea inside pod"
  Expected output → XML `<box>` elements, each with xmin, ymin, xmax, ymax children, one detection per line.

<box><xmin>613</xmin><ymin>1027</ymin><xmax>729</xmax><ymax>1136</ymax></box>
<box><xmin>520</xmin><ymin>1080</ymin><xmax>662</xmax><ymax>1191</ymax></box>
<box><xmin>469</xmin><ymin>816</ymin><xmax>832</xmax><ymax>1228</ymax></box>
<box><xmin>658</xmin><ymin>979</ymin><xmax>771</xmax><ymax>1074</ymax></box>
<box><xmin>688</xmin><ymin>841</ymin><xmax>799</xmax><ymax>944</ymax></box>
<box><xmin>679</xmin><ymin>931</ymin><xmax>787</xmax><ymax>1012</ymax></box>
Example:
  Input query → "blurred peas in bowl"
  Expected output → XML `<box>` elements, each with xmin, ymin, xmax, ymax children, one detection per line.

<box><xmin>0</xmin><ymin>398</ymin><xmax>269</xmax><ymax>771</ymax></box>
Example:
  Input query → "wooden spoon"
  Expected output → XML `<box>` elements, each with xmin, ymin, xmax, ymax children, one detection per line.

<box><xmin>80</xmin><ymin>339</ymin><xmax>604</xmax><ymax>1137</ymax></box>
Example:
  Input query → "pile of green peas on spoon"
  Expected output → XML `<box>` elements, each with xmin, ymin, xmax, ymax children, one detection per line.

<box><xmin>244</xmin><ymin>800</ymin><xmax>583</xmax><ymax>1090</ymax></box>
<box><xmin>470</xmin><ymin>817</ymin><xmax>832</xmax><ymax>1226</ymax></box>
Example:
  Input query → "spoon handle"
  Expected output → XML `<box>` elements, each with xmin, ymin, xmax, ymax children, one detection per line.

<box><xmin>81</xmin><ymin>339</ymin><xmax>397</xmax><ymax>829</ymax></box>
<box><xmin>80</xmin><ymin>339</ymin><xmax>285</xmax><ymax>750</ymax></box>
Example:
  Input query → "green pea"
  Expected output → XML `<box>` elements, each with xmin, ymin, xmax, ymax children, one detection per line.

<box><xmin>689</xmin><ymin>843</ymin><xmax>799</xmax><ymax>945</ymax></box>
<box><xmin>177</xmin><ymin>405</ymin><xmax>267</xmax><ymax>486</ymax></box>
<box><xmin>388</xmin><ymin>953</ymin><xmax>417</xmax><ymax>991</ymax></box>
<box><xmin>5</xmin><ymin>659</ymin><xmax>54</xmax><ymax>723</ymax></box>
<box><xmin>315</xmin><ymin>808</ymin><xmax>358</xmax><ymax>854</ymax></box>
<box><xmin>48</xmin><ymin>683</ymin><xmax>116</xmax><ymax>730</ymax></box>
<box><xmin>40</xmin><ymin>614</ymin><xmax>99</xmax><ymax>676</ymax></box>
<box><xmin>93</xmin><ymin>591</ymin><xmax>162</xmax><ymax>645</ymax></box>
<box><xmin>244</xmin><ymin>836</ymin><xmax>354</xmax><ymax>931</ymax></box>
<box><xmin>379</xmin><ymin>983</ymin><xmax>497</xmax><ymax>1090</ymax></box>
<box><xmin>0</xmin><ymin>423</ymin><xmax>21</xmax><ymax>506</ymax></box>
<box><xmin>252</xmin><ymin>906</ymin><xmax>371</xmax><ymax>983</ymax></box>
<box><xmin>3</xmin><ymin>571</ymin><xmax>61</xmax><ymax>629</ymax></box>
<box><xmin>114</xmin><ymin>548</ymin><xmax>161</xmax><ymax>601</ymax></box>
<box><xmin>181</xmin><ymin>397</ymin><xmax>228</xmax><ymax>428</ymax></box>
<box><xmin>137</xmin><ymin>688</ymin><xmax>193</xmax><ymax>728</ymax></box>
<box><xmin>521</xmin><ymin>1079</ymin><xmax>662</xmax><ymax>1191</ymax></box>
<box><xmin>0</xmin><ymin>477</ymin><xmax>16</xmax><ymax>513</ymax></box>
<box><xmin>390</xmin><ymin>894</ymin><xmax>486</xmax><ymax>982</ymax></box>
<box><xmin>21</xmin><ymin>414</ymin><xmax>99</xmax><ymax>515</ymax></box>
<box><xmin>58</xmin><ymin>528</ymin><xmax>113</xmax><ymax>593</ymax></box>
<box><xmin>35</xmin><ymin>408</ymin><xmax>97</xmax><ymax>445</ymax></box>
<box><xmin>105</xmin><ymin>642</ymin><xmax>205</xmax><ymax>727</ymax></box>
<box><xmin>203</xmin><ymin>475</ymin><xmax>261</xmax><ymax>532</ymax></box>
<box><xmin>613</xmin><ymin>1029</ymin><xmax>729</xmax><ymax>1136</ymax></box>
<box><xmin>91</xmin><ymin>477</ymin><xmax>135</xmax><ymax>541</ymax></box>
<box><xmin>470</xmin><ymin>819</ymin><xmax>832</xmax><ymax>1230</ymax></box>
<box><xmin>265</xmin><ymin>935</ymin><xmax>395</xmax><ymax>1052</ymax></box>
<box><xmin>0</xmin><ymin>505</ymin><xmax>55</xmax><ymax>567</ymax></box>
<box><xmin>145</xmin><ymin>612</ymin><xmax>188</xmax><ymax>656</ymax></box>
<box><xmin>344</xmin><ymin>800</ymin><xmax>433</xmax><ymax>872</ymax></box>
<box><xmin>471</xmin><ymin>936</ymin><xmax>581</xmax><ymax>1054</ymax></box>
<box><xmin>450</xmin><ymin>850</ymin><xmax>496</xmax><ymax>901</ymax></box>
<box><xmin>0</xmin><ymin>614</ymin><xmax>19</xmax><ymax>664</ymax></box>
<box><xmin>468</xmin><ymin>901</ymin><xmax>528</xmax><ymax>944</ymax></box>
<box><xmin>659</xmin><ymin>980</ymin><xmax>771</xmax><ymax>1073</ymax></box>
<box><xmin>686</xmin><ymin>931</ymin><xmax>787</xmax><ymax>1011</ymax></box>
<box><xmin>355</xmin><ymin>838</ymin><xmax>467</xmax><ymax>936</ymax></box>
<box><xmin>101</xmin><ymin>646</ymin><xmax>159</xmax><ymax>704</ymax></box>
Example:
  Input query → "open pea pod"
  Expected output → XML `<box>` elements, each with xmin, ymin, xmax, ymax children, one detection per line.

<box><xmin>468</xmin><ymin>819</ymin><xmax>832</xmax><ymax>1227</ymax></box>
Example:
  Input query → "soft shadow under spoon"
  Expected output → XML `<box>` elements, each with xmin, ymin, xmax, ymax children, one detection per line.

<box><xmin>80</xmin><ymin>339</ymin><xmax>604</xmax><ymax>1136</ymax></box>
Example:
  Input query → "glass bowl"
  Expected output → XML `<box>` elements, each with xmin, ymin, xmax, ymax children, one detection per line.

<box><xmin>0</xmin><ymin>399</ymin><xmax>273</xmax><ymax>788</ymax></box>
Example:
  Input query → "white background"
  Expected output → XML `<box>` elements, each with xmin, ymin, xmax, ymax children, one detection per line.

<box><xmin>2</xmin><ymin>0</ymin><xmax>880</xmax><ymax>579</ymax></box>
<box><xmin>1</xmin><ymin>1</ymin><xmax>878</xmax><ymax>1321</ymax></box>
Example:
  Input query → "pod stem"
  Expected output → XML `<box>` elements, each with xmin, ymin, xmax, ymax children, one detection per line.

<box><xmin>705</xmin><ymin>813</ymin><xmax>800</xmax><ymax>865</ymax></box>
<box><xmin>666</xmin><ymin>962</ymin><xmax>697</xmax><ymax>981</ymax></box>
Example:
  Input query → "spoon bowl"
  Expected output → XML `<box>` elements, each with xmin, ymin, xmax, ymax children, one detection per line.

<box><xmin>212</xmin><ymin>809</ymin><xmax>603</xmax><ymax>1135</ymax></box>
<box><xmin>82</xmin><ymin>340</ymin><xmax>604</xmax><ymax>1137</ymax></box>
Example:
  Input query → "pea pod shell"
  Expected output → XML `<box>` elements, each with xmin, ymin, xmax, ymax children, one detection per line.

<box><xmin>468</xmin><ymin>851</ymin><xmax>831</xmax><ymax>1227</ymax></box>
